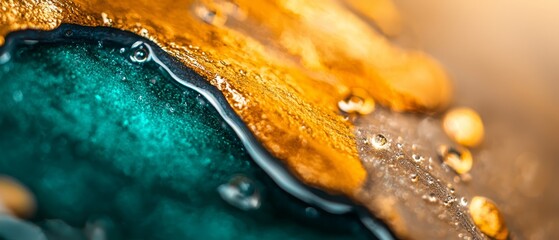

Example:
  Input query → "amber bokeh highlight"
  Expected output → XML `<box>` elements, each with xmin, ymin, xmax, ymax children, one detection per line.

<box><xmin>443</xmin><ymin>107</ymin><xmax>485</xmax><ymax>147</ymax></box>
<box><xmin>469</xmin><ymin>196</ymin><xmax>509</xmax><ymax>240</ymax></box>
<box><xmin>0</xmin><ymin>176</ymin><xmax>36</xmax><ymax>218</ymax></box>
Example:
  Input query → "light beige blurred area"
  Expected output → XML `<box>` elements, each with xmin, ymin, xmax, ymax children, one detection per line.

<box><xmin>393</xmin><ymin>0</ymin><xmax>559</xmax><ymax>111</ymax></box>
<box><xmin>388</xmin><ymin>1</ymin><xmax>559</xmax><ymax>239</ymax></box>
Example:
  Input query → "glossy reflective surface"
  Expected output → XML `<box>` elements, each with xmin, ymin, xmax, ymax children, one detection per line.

<box><xmin>0</xmin><ymin>40</ymin><xmax>374</xmax><ymax>240</ymax></box>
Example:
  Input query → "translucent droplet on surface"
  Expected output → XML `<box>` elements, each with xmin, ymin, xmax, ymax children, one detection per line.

<box><xmin>438</xmin><ymin>145</ymin><xmax>473</xmax><ymax>175</ymax></box>
<box><xmin>412</xmin><ymin>154</ymin><xmax>424</xmax><ymax>162</ymax></box>
<box><xmin>443</xmin><ymin>107</ymin><xmax>484</xmax><ymax>147</ymax></box>
<box><xmin>129</xmin><ymin>42</ymin><xmax>150</xmax><ymax>63</ymax></box>
<box><xmin>469</xmin><ymin>196</ymin><xmax>508</xmax><ymax>240</ymax></box>
<box><xmin>305</xmin><ymin>207</ymin><xmax>319</xmax><ymax>218</ymax></box>
<box><xmin>425</xmin><ymin>193</ymin><xmax>437</xmax><ymax>203</ymax></box>
<box><xmin>338</xmin><ymin>88</ymin><xmax>375</xmax><ymax>115</ymax></box>
<box><xmin>0</xmin><ymin>52</ymin><xmax>11</xmax><ymax>64</ymax></box>
<box><xmin>427</xmin><ymin>178</ymin><xmax>434</xmax><ymax>185</ymax></box>
<box><xmin>369</xmin><ymin>134</ymin><xmax>388</xmax><ymax>149</ymax></box>
<box><xmin>218</xmin><ymin>175</ymin><xmax>261</xmax><ymax>211</ymax></box>
<box><xmin>459</xmin><ymin>197</ymin><xmax>468</xmax><ymax>207</ymax></box>
<box><xmin>194</xmin><ymin>4</ymin><xmax>227</xmax><ymax>26</ymax></box>
<box><xmin>410</xmin><ymin>173</ymin><xmax>418</xmax><ymax>183</ymax></box>
<box><xmin>443</xmin><ymin>196</ymin><xmax>456</xmax><ymax>207</ymax></box>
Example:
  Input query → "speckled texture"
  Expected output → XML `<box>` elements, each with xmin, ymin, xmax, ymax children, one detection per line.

<box><xmin>0</xmin><ymin>42</ymin><xmax>369</xmax><ymax>240</ymax></box>
<box><xmin>0</xmin><ymin>0</ymin><xmax>455</xmax><ymax>198</ymax></box>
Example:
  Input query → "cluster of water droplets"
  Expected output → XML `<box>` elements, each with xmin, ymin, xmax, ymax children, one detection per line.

<box><xmin>361</xmin><ymin>129</ymin><xmax>485</xmax><ymax>237</ymax></box>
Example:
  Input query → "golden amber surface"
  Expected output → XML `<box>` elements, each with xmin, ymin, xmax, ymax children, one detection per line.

<box><xmin>0</xmin><ymin>0</ymin><xmax>452</xmax><ymax>196</ymax></box>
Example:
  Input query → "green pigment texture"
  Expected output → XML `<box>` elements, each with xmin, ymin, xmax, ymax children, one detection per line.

<box><xmin>0</xmin><ymin>41</ymin><xmax>368</xmax><ymax>240</ymax></box>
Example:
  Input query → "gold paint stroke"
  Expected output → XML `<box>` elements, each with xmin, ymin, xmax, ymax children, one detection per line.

<box><xmin>0</xmin><ymin>0</ymin><xmax>451</xmax><ymax>199</ymax></box>
<box><xmin>344</xmin><ymin>0</ymin><xmax>402</xmax><ymax>37</ymax></box>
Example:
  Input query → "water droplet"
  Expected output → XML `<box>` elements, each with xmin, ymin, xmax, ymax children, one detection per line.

<box><xmin>443</xmin><ymin>196</ymin><xmax>456</xmax><ymax>206</ymax></box>
<box><xmin>426</xmin><ymin>176</ymin><xmax>435</xmax><ymax>185</ymax></box>
<box><xmin>129</xmin><ymin>42</ymin><xmax>150</xmax><ymax>63</ymax></box>
<box><xmin>338</xmin><ymin>88</ymin><xmax>375</xmax><ymax>115</ymax></box>
<box><xmin>426</xmin><ymin>193</ymin><xmax>437</xmax><ymax>203</ymax></box>
<box><xmin>369</xmin><ymin>134</ymin><xmax>388</xmax><ymax>149</ymax></box>
<box><xmin>412</xmin><ymin>154</ymin><xmax>424</xmax><ymax>162</ymax></box>
<box><xmin>438</xmin><ymin>145</ymin><xmax>473</xmax><ymax>175</ymax></box>
<box><xmin>459</xmin><ymin>197</ymin><xmax>468</xmax><ymax>207</ymax></box>
<box><xmin>410</xmin><ymin>173</ymin><xmax>418</xmax><ymax>183</ymax></box>
<box><xmin>23</xmin><ymin>40</ymin><xmax>38</xmax><ymax>45</ymax></box>
<box><xmin>0</xmin><ymin>52</ymin><xmax>11</xmax><ymax>64</ymax></box>
<box><xmin>12</xmin><ymin>90</ymin><xmax>23</xmax><ymax>102</ymax></box>
<box><xmin>305</xmin><ymin>207</ymin><xmax>319</xmax><ymax>218</ymax></box>
<box><xmin>443</xmin><ymin>107</ymin><xmax>484</xmax><ymax>147</ymax></box>
<box><xmin>119</xmin><ymin>48</ymin><xmax>126</xmax><ymax>54</ymax></box>
<box><xmin>218</xmin><ymin>175</ymin><xmax>261</xmax><ymax>211</ymax></box>
<box><xmin>194</xmin><ymin>4</ymin><xmax>227</xmax><ymax>26</ymax></box>
<box><xmin>469</xmin><ymin>196</ymin><xmax>508</xmax><ymax>239</ymax></box>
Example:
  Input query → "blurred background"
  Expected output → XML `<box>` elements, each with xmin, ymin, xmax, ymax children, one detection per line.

<box><xmin>388</xmin><ymin>0</ymin><xmax>559</xmax><ymax>238</ymax></box>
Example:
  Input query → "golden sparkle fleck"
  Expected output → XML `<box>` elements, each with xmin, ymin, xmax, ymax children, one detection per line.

<box><xmin>469</xmin><ymin>196</ymin><xmax>509</xmax><ymax>240</ymax></box>
<box><xmin>0</xmin><ymin>176</ymin><xmax>36</xmax><ymax>218</ymax></box>
<box><xmin>438</xmin><ymin>145</ymin><xmax>473</xmax><ymax>175</ymax></box>
<box><xmin>443</xmin><ymin>107</ymin><xmax>485</xmax><ymax>147</ymax></box>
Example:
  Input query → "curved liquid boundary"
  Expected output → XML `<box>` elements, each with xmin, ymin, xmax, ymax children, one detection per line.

<box><xmin>0</xmin><ymin>24</ymin><xmax>394</xmax><ymax>240</ymax></box>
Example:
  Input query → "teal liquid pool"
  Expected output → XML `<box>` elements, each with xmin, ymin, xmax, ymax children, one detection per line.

<box><xmin>0</xmin><ymin>27</ymin><xmax>380</xmax><ymax>240</ymax></box>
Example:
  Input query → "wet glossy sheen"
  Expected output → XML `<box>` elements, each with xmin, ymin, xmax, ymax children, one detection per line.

<box><xmin>0</xmin><ymin>0</ymin><xmax>454</xmax><ymax>198</ymax></box>
<box><xmin>0</xmin><ymin>42</ymin><xmax>370</xmax><ymax>240</ymax></box>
